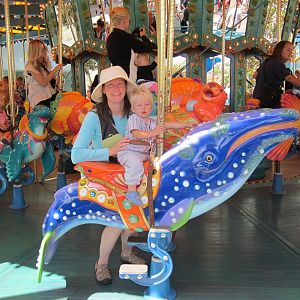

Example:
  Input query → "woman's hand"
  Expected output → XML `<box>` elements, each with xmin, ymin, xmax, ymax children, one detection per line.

<box><xmin>53</xmin><ymin>64</ymin><xmax>63</xmax><ymax>75</ymax></box>
<box><xmin>109</xmin><ymin>137</ymin><xmax>130</xmax><ymax>156</ymax></box>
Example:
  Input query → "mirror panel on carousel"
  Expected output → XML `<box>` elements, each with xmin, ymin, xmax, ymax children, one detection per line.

<box><xmin>146</xmin><ymin>0</ymin><xmax>189</xmax><ymax>38</ymax></box>
<box><xmin>245</xmin><ymin>55</ymin><xmax>260</xmax><ymax>102</ymax></box>
<box><xmin>54</xmin><ymin>0</ymin><xmax>80</xmax><ymax>47</ymax></box>
<box><xmin>89</xmin><ymin>0</ymin><xmax>109</xmax><ymax>41</ymax></box>
<box><xmin>84</xmin><ymin>58</ymin><xmax>98</xmax><ymax>100</ymax></box>
<box><xmin>213</xmin><ymin>0</ymin><xmax>250</xmax><ymax>40</ymax></box>
<box><xmin>263</xmin><ymin>0</ymin><xmax>289</xmax><ymax>43</ymax></box>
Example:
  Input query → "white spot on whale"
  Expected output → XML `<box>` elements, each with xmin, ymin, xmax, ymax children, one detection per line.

<box><xmin>233</xmin><ymin>163</ymin><xmax>238</xmax><ymax>168</ymax></box>
<box><xmin>50</xmin><ymin>222</ymin><xmax>54</xmax><ymax>227</ymax></box>
<box><xmin>195</xmin><ymin>185</ymin><xmax>200</xmax><ymax>190</ymax></box>
<box><xmin>63</xmin><ymin>216</ymin><xmax>67</xmax><ymax>221</ymax></box>
<box><xmin>168</xmin><ymin>197</ymin><xmax>175</xmax><ymax>203</ymax></box>
<box><xmin>71</xmin><ymin>203</ymin><xmax>76</xmax><ymax>207</ymax></box>
<box><xmin>174</xmin><ymin>186</ymin><xmax>180</xmax><ymax>191</ymax></box>
<box><xmin>207</xmin><ymin>189</ymin><xmax>212</xmax><ymax>194</ymax></box>
<box><xmin>175</xmin><ymin>178</ymin><xmax>179</xmax><ymax>183</ymax></box>
<box><xmin>161</xmin><ymin>202</ymin><xmax>166</xmax><ymax>207</ymax></box>
<box><xmin>217</xmin><ymin>180</ymin><xmax>222</xmax><ymax>186</ymax></box>
<box><xmin>170</xmin><ymin>211</ymin><xmax>175</xmax><ymax>217</ymax></box>
<box><xmin>178</xmin><ymin>207</ymin><xmax>184</xmax><ymax>214</ymax></box>
<box><xmin>183</xmin><ymin>180</ymin><xmax>189</xmax><ymax>187</ymax></box>
<box><xmin>206</xmin><ymin>183</ymin><xmax>210</xmax><ymax>187</ymax></box>
<box><xmin>213</xmin><ymin>191</ymin><xmax>220</xmax><ymax>196</ymax></box>
<box><xmin>259</xmin><ymin>148</ymin><xmax>265</xmax><ymax>154</ymax></box>
<box><xmin>66</xmin><ymin>210</ymin><xmax>71</xmax><ymax>215</ymax></box>
<box><xmin>171</xmin><ymin>170</ymin><xmax>176</xmax><ymax>175</ymax></box>
<box><xmin>53</xmin><ymin>213</ymin><xmax>59</xmax><ymax>220</ymax></box>
<box><xmin>228</xmin><ymin>172</ymin><xmax>234</xmax><ymax>179</ymax></box>
<box><xmin>241</xmin><ymin>152</ymin><xmax>246</xmax><ymax>157</ymax></box>
<box><xmin>241</xmin><ymin>159</ymin><xmax>245</xmax><ymax>163</ymax></box>
<box><xmin>180</xmin><ymin>171</ymin><xmax>186</xmax><ymax>177</ymax></box>
<box><xmin>172</xmin><ymin>218</ymin><xmax>177</xmax><ymax>224</ymax></box>
<box><xmin>67</xmin><ymin>187</ymin><xmax>73</xmax><ymax>193</ymax></box>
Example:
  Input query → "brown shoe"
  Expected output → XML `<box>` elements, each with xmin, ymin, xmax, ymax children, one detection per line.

<box><xmin>94</xmin><ymin>261</ymin><xmax>112</xmax><ymax>285</ymax></box>
<box><xmin>121</xmin><ymin>253</ymin><xmax>145</xmax><ymax>264</ymax></box>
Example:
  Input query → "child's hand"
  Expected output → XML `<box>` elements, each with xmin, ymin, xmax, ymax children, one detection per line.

<box><xmin>109</xmin><ymin>137</ymin><xmax>130</xmax><ymax>156</ymax></box>
<box><xmin>153</xmin><ymin>125</ymin><xmax>165</xmax><ymax>136</ymax></box>
<box><xmin>295</xmin><ymin>70</ymin><xmax>300</xmax><ymax>78</ymax></box>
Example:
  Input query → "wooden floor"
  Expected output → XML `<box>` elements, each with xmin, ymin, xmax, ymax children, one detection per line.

<box><xmin>1</xmin><ymin>154</ymin><xmax>300</xmax><ymax>300</ymax></box>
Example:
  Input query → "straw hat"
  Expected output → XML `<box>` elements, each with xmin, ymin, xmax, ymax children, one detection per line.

<box><xmin>91</xmin><ymin>66</ymin><xmax>137</xmax><ymax>103</ymax></box>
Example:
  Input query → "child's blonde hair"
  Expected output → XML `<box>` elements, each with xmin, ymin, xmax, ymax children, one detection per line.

<box><xmin>110</xmin><ymin>7</ymin><xmax>129</xmax><ymax>27</ymax></box>
<box><xmin>129</xmin><ymin>84</ymin><xmax>153</xmax><ymax>106</ymax></box>
<box><xmin>27</xmin><ymin>40</ymin><xmax>51</xmax><ymax>73</ymax></box>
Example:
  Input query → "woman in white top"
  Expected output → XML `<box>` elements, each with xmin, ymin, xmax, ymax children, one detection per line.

<box><xmin>25</xmin><ymin>40</ymin><xmax>63</xmax><ymax>109</ymax></box>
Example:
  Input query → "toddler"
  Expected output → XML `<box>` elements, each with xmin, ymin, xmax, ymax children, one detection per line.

<box><xmin>117</xmin><ymin>84</ymin><xmax>193</xmax><ymax>206</ymax></box>
<box><xmin>135</xmin><ymin>53</ymin><xmax>157</xmax><ymax>82</ymax></box>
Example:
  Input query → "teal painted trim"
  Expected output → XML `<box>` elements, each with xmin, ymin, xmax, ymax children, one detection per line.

<box><xmin>282</xmin><ymin>0</ymin><xmax>299</xmax><ymax>41</ymax></box>
<box><xmin>230</xmin><ymin>52</ymin><xmax>246</xmax><ymax>112</ymax></box>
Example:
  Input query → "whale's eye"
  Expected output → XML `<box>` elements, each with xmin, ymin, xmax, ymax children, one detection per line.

<box><xmin>205</xmin><ymin>154</ymin><xmax>214</xmax><ymax>162</ymax></box>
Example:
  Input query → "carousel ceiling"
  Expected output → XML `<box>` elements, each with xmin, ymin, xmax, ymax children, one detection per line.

<box><xmin>0</xmin><ymin>1</ymin><xmax>47</xmax><ymax>42</ymax></box>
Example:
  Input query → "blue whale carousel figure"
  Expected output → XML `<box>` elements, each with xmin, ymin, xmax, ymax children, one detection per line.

<box><xmin>37</xmin><ymin>108</ymin><xmax>299</xmax><ymax>299</ymax></box>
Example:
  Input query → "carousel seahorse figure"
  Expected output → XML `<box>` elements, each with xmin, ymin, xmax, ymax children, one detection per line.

<box><xmin>0</xmin><ymin>105</ymin><xmax>55</xmax><ymax>182</ymax></box>
<box><xmin>37</xmin><ymin>108</ymin><xmax>299</xmax><ymax>285</ymax></box>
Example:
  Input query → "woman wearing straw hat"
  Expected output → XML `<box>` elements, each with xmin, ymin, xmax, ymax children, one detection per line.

<box><xmin>71</xmin><ymin>66</ymin><xmax>145</xmax><ymax>285</ymax></box>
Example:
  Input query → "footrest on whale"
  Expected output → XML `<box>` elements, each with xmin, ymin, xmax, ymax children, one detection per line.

<box><xmin>119</xmin><ymin>264</ymin><xmax>148</xmax><ymax>282</ymax></box>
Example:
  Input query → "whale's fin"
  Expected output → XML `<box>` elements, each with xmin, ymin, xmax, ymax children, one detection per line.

<box><xmin>266</xmin><ymin>137</ymin><xmax>294</xmax><ymax>161</ymax></box>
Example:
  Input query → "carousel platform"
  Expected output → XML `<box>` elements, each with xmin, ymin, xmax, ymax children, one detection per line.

<box><xmin>1</xmin><ymin>154</ymin><xmax>300</xmax><ymax>300</ymax></box>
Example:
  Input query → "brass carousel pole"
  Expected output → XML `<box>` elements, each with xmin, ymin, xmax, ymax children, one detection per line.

<box><xmin>56</xmin><ymin>0</ymin><xmax>67</xmax><ymax>191</ymax></box>
<box><xmin>221</xmin><ymin>0</ymin><xmax>226</xmax><ymax>88</ymax></box>
<box><xmin>57</xmin><ymin>0</ymin><xmax>63</xmax><ymax>92</ymax></box>
<box><xmin>4</xmin><ymin>0</ymin><xmax>27</xmax><ymax>209</ymax></box>
<box><xmin>165</xmin><ymin>0</ymin><xmax>175</xmax><ymax>112</ymax></box>
<box><xmin>0</xmin><ymin>44</ymin><xmax>3</xmax><ymax>80</ymax></box>
<box><xmin>272</xmin><ymin>0</ymin><xmax>283</xmax><ymax>195</ymax></box>
<box><xmin>4</xmin><ymin>0</ymin><xmax>16</xmax><ymax>129</ymax></box>
<box><xmin>155</xmin><ymin>0</ymin><xmax>167</xmax><ymax>157</ymax></box>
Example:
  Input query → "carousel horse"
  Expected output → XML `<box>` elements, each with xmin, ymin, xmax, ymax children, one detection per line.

<box><xmin>0</xmin><ymin>105</ymin><xmax>55</xmax><ymax>183</ymax></box>
<box><xmin>37</xmin><ymin>108</ymin><xmax>299</xmax><ymax>285</ymax></box>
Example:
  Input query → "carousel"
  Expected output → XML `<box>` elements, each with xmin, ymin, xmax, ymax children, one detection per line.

<box><xmin>1</xmin><ymin>1</ymin><xmax>300</xmax><ymax>299</ymax></box>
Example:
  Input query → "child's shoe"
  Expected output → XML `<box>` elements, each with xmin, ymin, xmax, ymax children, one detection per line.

<box><xmin>126</xmin><ymin>191</ymin><xmax>143</xmax><ymax>206</ymax></box>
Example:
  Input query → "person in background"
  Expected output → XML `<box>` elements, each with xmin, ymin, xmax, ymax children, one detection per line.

<box><xmin>106</xmin><ymin>7</ymin><xmax>155</xmax><ymax>80</ymax></box>
<box><xmin>95</xmin><ymin>18</ymin><xmax>105</xmax><ymax>40</ymax></box>
<box><xmin>71</xmin><ymin>66</ymin><xmax>145</xmax><ymax>286</ymax></box>
<box><xmin>0</xmin><ymin>80</ymin><xmax>10</xmax><ymax>134</ymax></box>
<box><xmin>253</xmin><ymin>40</ymin><xmax>300</xmax><ymax>108</ymax></box>
<box><xmin>135</xmin><ymin>53</ymin><xmax>157</xmax><ymax>82</ymax></box>
<box><xmin>25</xmin><ymin>40</ymin><xmax>62</xmax><ymax>109</ymax></box>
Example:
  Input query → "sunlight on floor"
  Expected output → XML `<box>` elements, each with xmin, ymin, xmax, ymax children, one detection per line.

<box><xmin>88</xmin><ymin>292</ymin><xmax>145</xmax><ymax>299</ymax></box>
<box><xmin>0</xmin><ymin>262</ymin><xmax>66</xmax><ymax>299</ymax></box>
